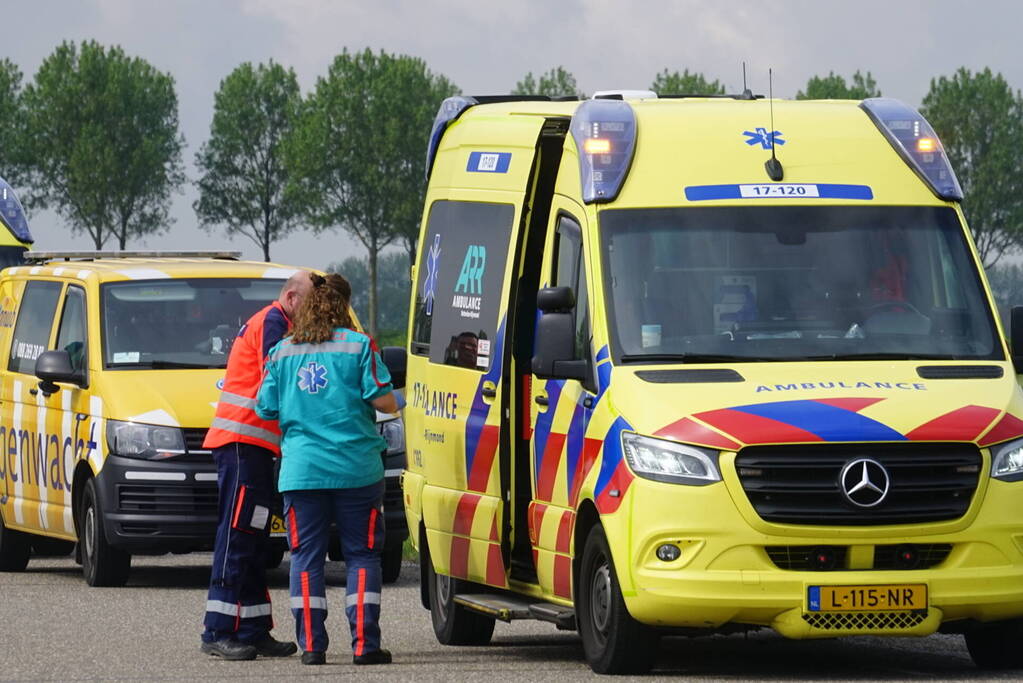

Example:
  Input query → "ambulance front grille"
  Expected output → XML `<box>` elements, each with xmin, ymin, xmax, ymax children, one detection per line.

<box><xmin>735</xmin><ymin>443</ymin><xmax>981</xmax><ymax>526</ymax></box>
<box><xmin>118</xmin><ymin>483</ymin><xmax>219</xmax><ymax>514</ymax></box>
<box><xmin>183</xmin><ymin>428</ymin><xmax>210</xmax><ymax>455</ymax></box>
<box><xmin>802</xmin><ymin>610</ymin><xmax>928</xmax><ymax>631</ymax></box>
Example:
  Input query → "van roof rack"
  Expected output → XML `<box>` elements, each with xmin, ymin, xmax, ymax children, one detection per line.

<box><xmin>23</xmin><ymin>250</ymin><xmax>242</xmax><ymax>263</ymax></box>
<box><xmin>657</xmin><ymin>92</ymin><xmax>764</xmax><ymax>100</ymax></box>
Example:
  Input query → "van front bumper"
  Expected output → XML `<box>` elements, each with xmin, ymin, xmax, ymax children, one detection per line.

<box><xmin>613</xmin><ymin>476</ymin><xmax>1023</xmax><ymax>638</ymax></box>
<box><xmin>94</xmin><ymin>454</ymin><xmax>218</xmax><ymax>552</ymax></box>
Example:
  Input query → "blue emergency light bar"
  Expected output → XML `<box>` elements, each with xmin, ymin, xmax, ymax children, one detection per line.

<box><xmin>571</xmin><ymin>99</ymin><xmax>638</xmax><ymax>204</ymax></box>
<box><xmin>860</xmin><ymin>98</ymin><xmax>963</xmax><ymax>202</ymax></box>
<box><xmin>0</xmin><ymin>177</ymin><xmax>33</xmax><ymax>243</ymax></box>
<box><xmin>425</xmin><ymin>96</ymin><xmax>477</xmax><ymax>181</ymax></box>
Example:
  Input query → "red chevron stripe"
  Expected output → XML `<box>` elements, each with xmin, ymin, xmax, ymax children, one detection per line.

<box><xmin>695</xmin><ymin>408</ymin><xmax>823</xmax><ymax>444</ymax></box>
<box><xmin>453</xmin><ymin>493</ymin><xmax>481</xmax><ymax>536</ymax></box>
<box><xmin>569</xmin><ymin>437</ymin><xmax>603</xmax><ymax>507</ymax></box>
<box><xmin>979</xmin><ymin>412</ymin><xmax>1023</xmax><ymax>446</ymax></box>
<box><xmin>555</xmin><ymin>510</ymin><xmax>573</xmax><ymax>554</ymax></box>
<box><xmin>486</xmin><ymin>542</ymin><xmax>506</xmax><ymax>587</ymax></box>
<box><xmin>468</xmin><ymin>424</ymin><xmax>500</xmax><ymax>492</ymax></box>
<box><xmin>537</xmin><ymin>432</ymin><xmax>566</xmax><ymax>501</ymax></box>
<box><xmin>553</xmin><ymin>554</ymin><xmax>572</xmax><ymax>599</ymax></box>
<box><xmin>655</xmin><ymin>417</ymin><xmax>741</xmax><ymax>451</ymax></box>
<box><xmin>906</xmin><ymin>405</ymin><xmax>1000</xmax><ymax>441</ymax></box>
<box><xmin>814</xmin><ymin>397</ymin><xmax>885</xmax><ymax>412</ymax></box>
<box><xmin>449</xmin><ymin>536</ymin><xmax>470</xmax><ymax>579</ymax></box>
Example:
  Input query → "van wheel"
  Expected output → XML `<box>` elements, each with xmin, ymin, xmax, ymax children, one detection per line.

<box><xmin>423</xmin><ymin>538</ymin><xmax>495</xmax><ymax>645</ymax></box>
<box><xmin>965</xmin><ymin>619</ymin><xmax>1023</xmax><ymax>669</ymax></box>
<box><xmin>382</xmin><ymin>543</ymin><xmax>403</xmax><ymax>584</ymax></box>
<box><xmin>0</xmin><ymin>515</ymin><xmax>31</xmax><ymax>571</ymax></box>
<box><xmin>80</xmin><ymin>479</ymin><xmax>131</xmax><ymax>587</ymax></box>
<box><xmin>576</xmin><ymin>524</ymin><xmax>657</xmax><ymax>674</ymax></box>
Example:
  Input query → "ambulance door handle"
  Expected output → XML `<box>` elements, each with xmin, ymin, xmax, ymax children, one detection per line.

<box><xmin>534</xmin><ymin>396</ymin><xmax>549</xmax><ymax>406</ymax></box>
<box><xmin>481</xmin><ymin>381</ymin><xmax>497</xmax><ymax>401</ymax></box>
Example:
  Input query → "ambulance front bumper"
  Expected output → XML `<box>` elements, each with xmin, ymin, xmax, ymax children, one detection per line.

<box><xmin>614</xmin><ymin>476</ymin><xmax>1023</xmax><ymax>637</ymax></box>
<box><xmin>95</xmin><ymin>454</ymin><xmax>218</xmax><ymax>552</ymax></box>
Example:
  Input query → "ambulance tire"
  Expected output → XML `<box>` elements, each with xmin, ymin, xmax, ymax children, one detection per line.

<box><xmin>381</xmin><ymin>543</ymin><xmax>403</xmax><ymax>584</ymax></box>
<box><xmin>80</xmin><ymin>479</ymin><xmax>131</xmax><ymax>587</ymax></box>
<box><xmin>423</xmin><ymin>539</ymin><xmax>495</xmax><ymax>645</ymax></box>
<box><xmin>577</xmin><ymin>525</ymin><xmax>657</xmax><ymax>675</ymax></box>
<box><xmin>0</xmin><ymin>516</ymin><xmax>31</xmax><ymax>571</ymax></box>
<box><xmin>965</xmin><ymin>618</ymin><xmax>1023</xmax><ymax>669</ymax></box>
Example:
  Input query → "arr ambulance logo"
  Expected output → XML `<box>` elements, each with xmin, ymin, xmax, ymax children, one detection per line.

<box><xmin>297</xmin><ymin>361</ymin><xmax>328</xmax><ymax>394</ymax></box>
<box><xmin>452</xmin><ymin>245</ymin><xmax>486</xmax><ymax>320</ymax></box>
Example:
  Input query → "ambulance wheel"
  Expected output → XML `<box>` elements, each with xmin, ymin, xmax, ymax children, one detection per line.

<box><xmin>0</xmin><ymin>515</ymin><xmax>31</xmax><ymax>571</ymax></box>
<box><xmin>965</xmin><ymin>618</ymin><xmax>1023</xmax><ymax>669</ymax></box>
<box><xmin>80</xmin><ymin>479</ymin><xmax>131</xmax><ymax>587</ymax></box>
<box><xmin>423</xmin><ymin>538</ymin><xmax>495</xmax><ymax>645</ymax></box>
<box><xmin>577</xmin><ymin>525</ymin><xmax>657</xmax><ymax>674</ymax></box>
<box><xmin>382</xmin><ymin>543</ymin><xmax>403</xmax><ymax>584</ymax></box>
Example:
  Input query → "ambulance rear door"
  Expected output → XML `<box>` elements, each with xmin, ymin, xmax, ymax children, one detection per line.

<box><xmin>407</xmin><ymin>118</ymin><xmax>548</xmax><ymax>588</ymax></box>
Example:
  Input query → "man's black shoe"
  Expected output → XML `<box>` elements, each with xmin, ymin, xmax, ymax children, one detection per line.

<box><xmin>301</xmin><ymin>651</ymin><xmax>326</xmax><ymax>665</ymax></box>
<box><xmin>251</xmin><ymin>635</ymin><xmax>297</xmax><ymax>657</ymax></box>
<box><xmin>353</xmin><ymin>648</ymin><xmax>392</xmax><ymax>665</ymax></box>
<box><xmin>200</xmin><ymin>639</ymin><xmax>257</xmax><ymax>661</ymax></box>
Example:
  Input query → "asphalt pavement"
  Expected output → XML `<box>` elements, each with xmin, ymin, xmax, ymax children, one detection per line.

<box><xmin>0</xmin><ymin>553</ymin><xmax>1017</xmax><ymax>681</ymax></box>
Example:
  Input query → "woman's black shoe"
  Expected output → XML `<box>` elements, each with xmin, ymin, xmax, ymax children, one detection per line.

<box><xmin>200</xmin><ymin>639</ymin><xmax>257</xmax><ymax>661</ymax></box>
<box><xmin>353</xmin><ymin>649</ymin><xmax>392</xmax><ymax>665</ymax></box>
<box><xmin>301</xmin><ymin>651</ymin><xmax>326</xmax><ymax>665</ymax></box>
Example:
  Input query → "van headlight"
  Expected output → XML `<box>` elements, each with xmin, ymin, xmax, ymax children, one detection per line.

<box><xmin>621</xmin><ymin>432</ymin><xmax>721</xmax><ymax>485</ymax></box>
<box><xmin>991</xmin><ymin>438</ymin><xmax>1023</xmax><ymax>481</ymax></box>
<box><xmin>106</xmin><ymin>420</ymin><xmax>186</xmax><ymax>460</ymax></box>
<box><xmin>379</xmin><ymin>418</ymin><xmax>405</xmax><ymax>455</ymax></box>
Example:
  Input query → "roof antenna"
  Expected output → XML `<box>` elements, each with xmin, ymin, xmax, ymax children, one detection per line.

<box><xmin>764</xmin><ymin>68</ymin><xmax>784</xmax><ymax>181</ymax></box>
<box><xmin>741</xmin><ymin>61</ymin><xmax>753</xmax><ymax>100</ymax></box>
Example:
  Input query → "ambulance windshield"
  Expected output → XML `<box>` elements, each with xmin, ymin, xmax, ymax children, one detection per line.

<box><xmin>599</xmin><ymin>206</ymin><xmax>1002</xmax><ymax>362</ymax></box>
<box><xmin>101</xmin><ymin>278</ymin><xmax>282</xmax><ymax>369</ymax></box>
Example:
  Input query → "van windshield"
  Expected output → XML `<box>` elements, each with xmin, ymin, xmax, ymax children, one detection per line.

<box><xmin>599</xmin><ymin>206</ymin><xmax>1002</xmax><ymax>363</ymax></box>
<box><xmin>101</xmin><ymin>278</ymin><xmax>281</xmax><ymax>369</ymax></box>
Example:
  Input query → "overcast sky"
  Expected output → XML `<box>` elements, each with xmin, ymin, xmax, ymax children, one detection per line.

<box><xmin>6</xmin><ymin>0</ymin><xmax>1023</xmax><ymax>270</ymax></box>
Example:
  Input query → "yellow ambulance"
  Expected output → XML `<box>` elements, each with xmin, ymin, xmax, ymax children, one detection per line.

<box><xmin>398</xmin><ymin>92</ymin><xmax>1023</xmax><ymax>673</ymax></box>
<box><xmin>0</xmin><ymin>252</ymin><xmax>408</xmax><ymax>586</ymax></box>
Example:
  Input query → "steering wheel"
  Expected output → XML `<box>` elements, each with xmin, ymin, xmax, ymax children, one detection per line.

<box><xmin>865</xmin><ymin>301</ymin><xmax>924</xmax><ymax>317</ymax></box>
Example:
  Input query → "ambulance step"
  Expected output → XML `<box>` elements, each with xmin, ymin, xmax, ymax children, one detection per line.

<box><xmin>527</xmin><ymin>603</ymin><xmax>576</xmax><ymax>630</ymax></box>
<box><xmin>454</xmin><ymin>594</ymin><xmax>576</xmax><ymax>628</ymax></box>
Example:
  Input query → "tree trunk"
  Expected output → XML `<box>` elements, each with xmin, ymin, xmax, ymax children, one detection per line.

<box><xmin>368</xmin><ymin>238</ymin><xmax>379</xmax><ymax>340</ymax></box>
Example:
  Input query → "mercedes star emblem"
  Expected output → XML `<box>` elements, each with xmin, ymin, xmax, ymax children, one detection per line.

<box><xmin>839</xmin><ymin>458</ymin><xmax>891</xmax><ymax>508</ymax></box>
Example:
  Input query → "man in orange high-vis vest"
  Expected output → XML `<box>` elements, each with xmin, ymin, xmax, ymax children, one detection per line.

<box><xmin>200</xmin><ymin>271</ymin><xmax>312</xmax><ymax>661</ymax></box>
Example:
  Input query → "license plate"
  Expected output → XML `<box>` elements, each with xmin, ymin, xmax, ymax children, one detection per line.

<box><xmin>269</xmin><ymin>514</ymin><xmax>287</xmax><ymax>538</ymax></box>
<box><xmin>808</xmin><ymin>584</ymin><xmax>927</xmax><ymax>612</ymax></box>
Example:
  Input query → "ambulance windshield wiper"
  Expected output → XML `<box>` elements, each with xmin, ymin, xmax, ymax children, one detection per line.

<box><xmin>808</xmin><ymin>352</ymin><xmax>957</xmax><ymax>361</ymax></box>
<box><xmin>619</xmin><ymin>353</ymin><xmax>778</xmax><ymax>364</ymax></box>
<box><xmin>109</xmin><ymin>360</ymin><xmax>228</xmax><ymax>369</ymax></box>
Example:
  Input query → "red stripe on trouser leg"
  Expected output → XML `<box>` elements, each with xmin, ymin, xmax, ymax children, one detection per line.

<box><xmin>355</xmin><ymin>568</ymin><xmax>366</xmax><ymax>656</ymax></box>
<box><xmin>266</xmin><ymin>589</ymin><xmax>274</xmax><ymax>629</ymax></box>
<box><xmin>231</xmin><ymin>486</ymin><xmax>247</xmax><ymax>529</ymax></box>
<box><xmin>367</xmin><ymin>508</ymin><xmax>378</xmax><ymax>550</ymax></box>
<box><xmin>287</xmin><ymin>507</ymin><xmax>299</xmax><ymax>550</ymax></box>
<box><xmin>301</xmin><ymin>571</ymin><xmax>313</xmax><ymax>652</ymax></box>
<box><xmin>234</xmin><ymin>603</ymin><xmax>241</xmax><ymax>632</ymax></box>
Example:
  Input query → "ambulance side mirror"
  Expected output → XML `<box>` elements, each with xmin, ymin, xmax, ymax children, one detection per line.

<box><xmin>533</xmin><ymin>287</ymin><xmax>588</xmax><ymax>383</ymax></box>
<box><xmin>382</xmin><ymin>346</ymin><xmax>407</xmax><ymax>389</ymax></box>
<box><xmin>1010</xmin><ymin>306</ymin><xmax>1023</xmax><ymax>373</ymax></box>
<box><xmin>35</xmin><ymin>350</ymin><xmax>84</xmax><ymax>396</ymax></box>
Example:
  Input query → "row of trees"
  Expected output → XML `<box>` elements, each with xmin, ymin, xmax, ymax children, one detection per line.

<box><xmin>1</xmin><ymin>42</ymin><xmax>1022</xmax><ymax>335</ymax></box>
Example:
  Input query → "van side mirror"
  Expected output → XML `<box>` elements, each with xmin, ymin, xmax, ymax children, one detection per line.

<box><xmin>533</xmin><ymin>287</ymin><xmax>588</xmax><ymax>382</ymax></box>
<box><xmin>1011</xmin><ymin>306</ymin><xmax>1023</xmax><ymax>373</ymax></box>
<box><xmin>35</xmin><ymin>350</ymin><xmax>83</xmax><ymax>396</ymax></box>
<box><xmin>382</xmin><ymin>346</ymin><xmax>407</xmax><ymax>389</ymax></box>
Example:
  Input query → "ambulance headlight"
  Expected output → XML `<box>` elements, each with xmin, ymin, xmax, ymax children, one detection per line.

<box><xmin>991</xmin><ymin>438</ymin><xmax>1023</xmax><ymax>481</ymax></box>
<box><xmin>860</xmin><ymin>98</ymin><xmax>963</xmax><ymax>201</ymax></box>
<box><xmin>379</xmin><ymin>417</ymin><xmax>405</xmax><ymax>455</ymax></box>
<box><xmin>621</xmin><ymin>433</ymin><xmax>721</xmax><ymax>485</ymax></box>
<box><xmin>106</xmin><ymin>420</ymin><xmax>186</xmax><ymax>460</ymax></box>
<box><xmin>571</xmin><ymin>98</ymin><xmax>637</xmax><ymax>204</ymax></box>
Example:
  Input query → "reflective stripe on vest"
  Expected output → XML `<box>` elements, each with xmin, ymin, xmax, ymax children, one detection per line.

<box><xmin>218</xmin><ymin>390</ymin><xmax>257</xmax><ymax>410</ymax></box>
<box><xmin>209</xmin><ymin>417</ymin><xmax>281</xmax><ymax>446</ymax></box>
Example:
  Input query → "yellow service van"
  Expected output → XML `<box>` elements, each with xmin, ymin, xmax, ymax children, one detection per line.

<box><xmin>397</xmin><ymin>92</ymin><xmax>1023</xmax><ymax>673</ymax></box>
<box><xmin>0</xmin><ymin>252</ymin><xmax>408</xmax><ymax>586</ymax></box>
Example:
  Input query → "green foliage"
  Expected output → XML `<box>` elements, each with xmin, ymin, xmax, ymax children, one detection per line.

<box><xmin>921</xmin><ymin>67</ymin><xmax>1023</xmax><ymax>267</ymax></box>
<box><xmin>194</xmin><ymin>61</ymin><xmax>302</xmax><ymax>261</ymax></box>
<box><xmin>0</xmin><ymin>59</ymin><xmax>27</xmax><ymax>189</ymax></box>
<box><xmin>512</xmin><ymin>66</ymin><xmax>582</xmax><ymax>98</ymax></box>
<box><xmin>795</xmin><ymin>71</ymin><xmax>880</xmax><ymax>100</ymax></box>
<box><xmin>21</xmin><ymin>40</ymin><xmax>184</xmax><ymax>249</ymax></box>
<box><xmin>287</xmin><ymin>48</ymin><xmax>457</xmax><ymax>337</ymax></box>
<box><xmin>329</xmin><ymin>251</ymin><xmax>411</xmax><ymax>343</ymax></box>
<box><xmin>649</xmin><ymin>69</ymin><xmax>724</xmax><ymax>96</ymax></box>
